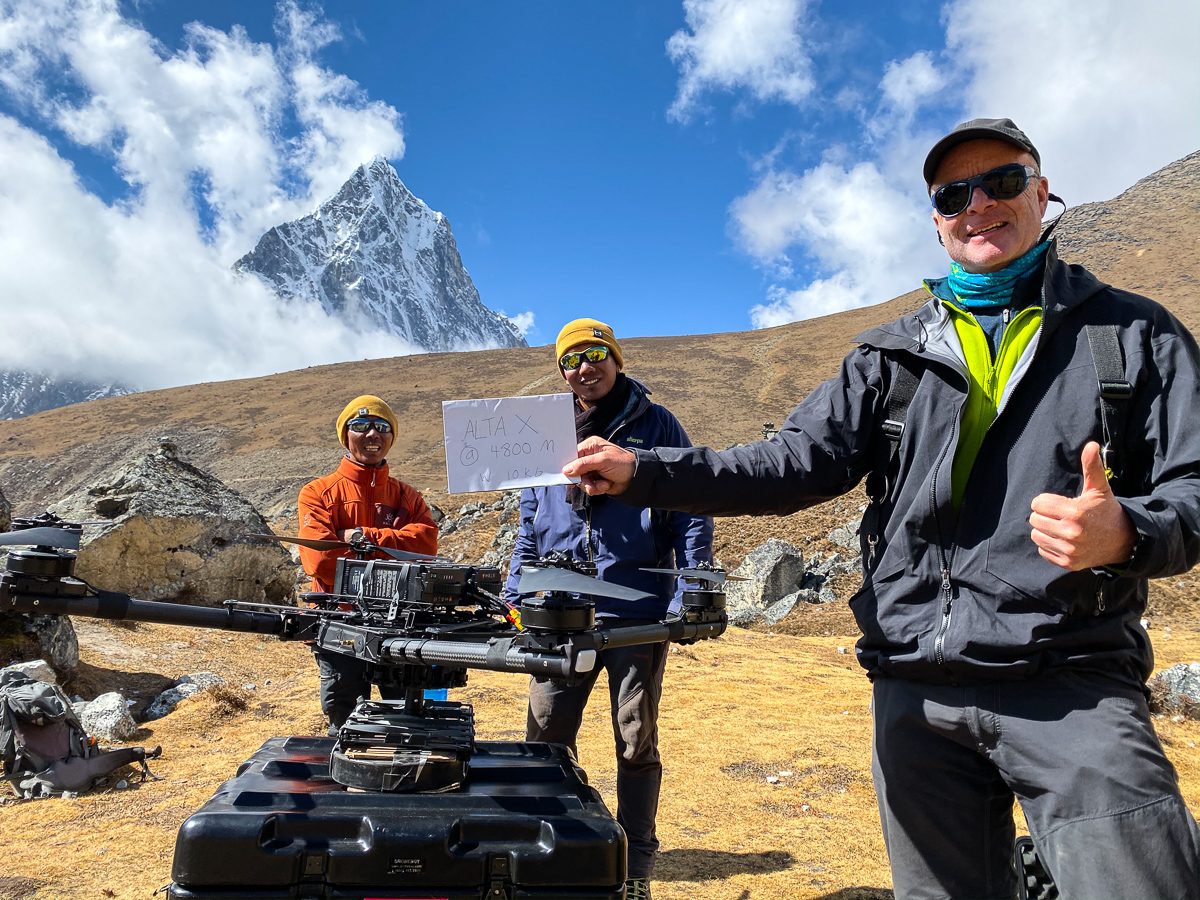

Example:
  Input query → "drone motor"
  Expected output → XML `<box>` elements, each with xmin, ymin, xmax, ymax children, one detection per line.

<box><xmin>4</xmin><ymin>548</ymin><xmax>77</xmax><ymax>580</ymax></box>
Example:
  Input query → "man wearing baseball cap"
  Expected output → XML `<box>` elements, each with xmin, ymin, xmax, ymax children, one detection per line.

<box><xmin>563</xmin><ymin>121</ymin><xmax>1200</xmax><ymax>896</ymax></box>
<box><xmin>504</xmin><ymin>318</ymin><xmax>713</xmax><ymax>900</ymax></box>
<box><xmin>298</xmin><ymin>394</ymin><xmax>438</xmax><ymax>733</ymax></box>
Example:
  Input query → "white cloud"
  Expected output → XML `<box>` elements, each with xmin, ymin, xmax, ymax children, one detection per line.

<box><xmin>0</xmin><ymin>116</ymin><xmax>413</xmax><ymax>389</ymax></box>
<box><xmin>942</xmin><ymin>0</ymin><xmax>1200</xmax><ymax>205</ymax></box>
<box><xmin>718</xmin><ymin>0</ymin><xmax>1200</xmax><ymax>325</ymax></box>
<box><xmin>737</xmin><ymin>160</ymin><xmax>943</xmax><ymax>325</ymax></box>
<box><xmin>878</xmin><ymin>51</ymin><xmax>944</xmax><ymax>126</ymax></box>
<box><xmin>502</xmin><ymin>311</ymin><xmax>536</xmax><ymax>338</ymax></box>
<box><xmin>667</xmin><ymin>0</ymin><xmax>815</xmax><ymax>122</ymax></box>
<box><xmin>0</xmin><ymin>0</ymin><xmax>415</xmax><ymax>389</ymax></box>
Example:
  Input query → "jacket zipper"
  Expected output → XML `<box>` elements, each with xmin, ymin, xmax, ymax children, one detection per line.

<box><xmin>586</xmin><ymin>504</ymin><xmax>594</xmax><ymax>564</ymax></box>
<box><xmin>897</xmin><ymin>307</ymin><xmax>966</xmax><ymax>669</ymax></box>
<box><xmin>592</xmin><ymin>415</ymin><xmax>635</xmax><ymax>565</ymax></box>
<box><xmin>931</xmin><ymin>301</ymin><xmax>1041</xmax><ymax>665</ymax></box>
<box><xmin>930</xmin><ymin>413</ymin><xmax>959</xmax><ymax>667</ymax></box>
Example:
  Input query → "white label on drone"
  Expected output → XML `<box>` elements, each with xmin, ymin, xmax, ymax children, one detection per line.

<box><xmin>442</xmin><ymin>393</ymin><xmax>579</xmax><ymax>493</ymax></box>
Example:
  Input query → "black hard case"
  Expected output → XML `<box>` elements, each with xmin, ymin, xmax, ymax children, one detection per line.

<box><xmin>168</xmin><ymin>737</ymin><xmax>626</xmax><ymax>900</ymax></box>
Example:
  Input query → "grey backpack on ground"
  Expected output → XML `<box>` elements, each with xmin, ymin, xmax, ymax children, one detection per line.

<box><xmin>0</xmin><ymin>669</ymin><xmax>160</xmax><ymax>798</ymax></box>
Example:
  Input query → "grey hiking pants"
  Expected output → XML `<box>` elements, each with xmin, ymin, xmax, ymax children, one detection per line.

<box><xmin>872</xmin><ymin>672</ymin><xmax>1200</xmax><ymax>899</ymax></box>
<box><xmin>526</xmin><ymin>638</ymin><xmax>669</xmax><ymax>879</ymax></box>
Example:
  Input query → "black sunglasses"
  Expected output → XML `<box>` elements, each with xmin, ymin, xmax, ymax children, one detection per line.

<box><xmin>346</xmin><ymin>417</ymin><xmax>392</xmax><ymax>434</ymax></box>
<box><xmin>931</xmin><ymin>163</ymin><xmax>1039</xmax><ymax>217</ymax></box>
<box><xmin>559</xmin><ymin>345</ymin><xmax>611</xmax><ymax>370</ymax></box>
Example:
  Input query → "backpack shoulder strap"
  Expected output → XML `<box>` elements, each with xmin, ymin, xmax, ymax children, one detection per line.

<box><xmin>882</xmin><ymin>356</ymin><xmax>921</xmax><ymax>444</ymax></box>
<box><xmin>861</xmin><ymin>352</ymin><xmax>922</xmax><ymax>567</ymax></box>
<box><xmin>866</xmin><ymin>353</ymin><xmax>921</xmax><ymax>504</ymax></box>
<box><xmin>1085</xmin><ymin>323</ymin><xmax>1133</xmax><ymax>481</ymax></box>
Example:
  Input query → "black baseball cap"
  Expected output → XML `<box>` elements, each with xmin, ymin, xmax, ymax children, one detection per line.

<box><xmin>923</xmin><ymin>117</ymin><xmax>1040</xmax><ymax>187</ymax></box>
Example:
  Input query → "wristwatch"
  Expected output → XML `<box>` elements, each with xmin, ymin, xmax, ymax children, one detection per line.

<box><xmin>348</xmin><ymin>528</ymin><xmax>366</xmax><ymax>545</ymax></box>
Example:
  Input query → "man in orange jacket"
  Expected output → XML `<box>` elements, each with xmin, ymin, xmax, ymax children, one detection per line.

<box><xmin>298</xmin><ymin>394</ymin><xmax>438</xmax><ymax>733</ymax></box>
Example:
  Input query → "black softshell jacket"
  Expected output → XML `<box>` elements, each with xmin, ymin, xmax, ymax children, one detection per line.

<box><xmin>623</xmin><ymin>245</ymin><xmax>1200</xmax><ymax>685</ymax></box>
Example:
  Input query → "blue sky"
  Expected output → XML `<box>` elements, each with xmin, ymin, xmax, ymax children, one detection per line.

<box><xmin>1</xmin><ymin>0</ymin><xmax>1197</xmax><ymax>389</ymax></box>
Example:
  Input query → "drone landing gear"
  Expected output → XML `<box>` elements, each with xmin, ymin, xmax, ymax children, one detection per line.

<box><xmin>331</xmin><ymin>693</ymin><xmax>476</xmax><ymax>793</ymax></box>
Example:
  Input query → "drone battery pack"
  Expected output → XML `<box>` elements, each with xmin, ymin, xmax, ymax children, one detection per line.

<box><xmin>167</xmin><ymin>737</ymin><xmax>626</xmax><ymax>900</ymax></box>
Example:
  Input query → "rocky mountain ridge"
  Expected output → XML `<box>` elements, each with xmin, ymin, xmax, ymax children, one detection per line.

<box><xmin>0</xmin><ymin>370</ymin><xmax>131</xmax><ymax>421</ymax></box>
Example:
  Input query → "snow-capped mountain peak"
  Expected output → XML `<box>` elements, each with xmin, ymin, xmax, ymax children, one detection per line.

<box><xmin>234</xmin><ymin>159</ymin><xmax>525</xmax><ymax>352</ymax></box>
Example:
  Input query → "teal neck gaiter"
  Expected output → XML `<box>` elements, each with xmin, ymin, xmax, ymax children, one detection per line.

<box><xmin>945</xmin><ymin>240</ymin><xmax>1050</xmax><ymax>309</ymax></box>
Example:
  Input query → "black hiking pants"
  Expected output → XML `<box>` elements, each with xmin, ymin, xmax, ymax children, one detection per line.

<box><xmin>526</xmin><ymin>637</ymin><xmax>669</xmax><ymax>880</ymax></box>
<box><xmin>871</xmin><ymin>671</ymin><xmax>1200</xmax><ymax>899</ymax></box>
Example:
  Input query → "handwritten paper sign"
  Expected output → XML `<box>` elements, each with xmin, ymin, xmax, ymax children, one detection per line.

<box><xmin>442</xmin><ymin>393</ymin><xmax>579</xmax><ymax>493</ymax></box>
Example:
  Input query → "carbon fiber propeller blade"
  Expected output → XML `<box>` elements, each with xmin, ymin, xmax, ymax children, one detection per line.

<box><xmin>0</xmin><ymin>528</ymin><xmax>81</xmax><ymax>550</ymax></box>
<box><xmin>249</xmin><ymin>533</ymin><xmax>451</xmax><ymax>563</ymax></box>
<box><xmin>373</xmin><ymin>546</ymin><xmax>454</xmax><ymax>563</ymax></box>
<box><xmin>517</xmin><ymin>566</ymin><xmax>652</xmax><ymax>602</ymax></box>
<box><xmin>640</xmin><ymin>566</ymin><xmax>748</xmax><ymax>584</ymax></box>
<box><xmin>249</xmin><ymin>533</ymin><xmax>345</xmax><ymax>551</ymax></box>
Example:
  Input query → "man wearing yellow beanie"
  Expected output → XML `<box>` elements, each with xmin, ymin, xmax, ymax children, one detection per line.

<box><xmin>505</xmin><ymin>318</ymin><xmax>713</xmax><ymax>900</ymax></box>
<box><xmin>297</xmin><ymin>394</ymin><xmax>438</xmax><ymax>733</ymax></box>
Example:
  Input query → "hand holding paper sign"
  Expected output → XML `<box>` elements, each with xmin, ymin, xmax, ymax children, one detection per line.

<box><xmin>442</xmin><ymin>393</ymin><xmax>581</xmax><ymax>493</ymax></box>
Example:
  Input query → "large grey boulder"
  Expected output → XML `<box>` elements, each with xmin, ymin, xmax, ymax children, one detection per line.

<box><xmin>724</xmin><ymin>539</ymin><xmax>806</xmax><ymax>626</ymax></box>
<box><xmin>52</xmin><ymin>439</ymin><xmax>295</xmax><ymax>606</ymax></box>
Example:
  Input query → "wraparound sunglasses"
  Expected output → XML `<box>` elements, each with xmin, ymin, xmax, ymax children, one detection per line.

<box><xmin>931</xmin><ymin>163</ymin><xmax>1039</xmax><ymax>217</ymax></box>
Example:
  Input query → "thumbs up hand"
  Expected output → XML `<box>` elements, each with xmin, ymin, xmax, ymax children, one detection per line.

<box><xmin>1029</xmin><ymin>441</ymin><xmax>1137</xmax><ymax>571</ymax></box>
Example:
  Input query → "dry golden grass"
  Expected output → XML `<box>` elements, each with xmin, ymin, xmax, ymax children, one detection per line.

<box><xmin>1</xmin><ymin>611</ymin><xmax>1197</xmax><ymax>900</ymax></box>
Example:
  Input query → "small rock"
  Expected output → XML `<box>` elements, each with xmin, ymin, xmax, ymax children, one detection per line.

<box><xmin>2</xmin><ymin>659</ymin><xmax>58</xmax><ymax>684</ymax></box>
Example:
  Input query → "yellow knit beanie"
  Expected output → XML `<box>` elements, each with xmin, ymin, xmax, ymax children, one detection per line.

<box><xmin>554</xmin><ymin>318</ymin><xmax>624</xmax><ymax>369</ymax></box>
<box><xmin>335</xmin><ymin>395</ymin><xmax>398</xmax><ymax>447</ymax></box>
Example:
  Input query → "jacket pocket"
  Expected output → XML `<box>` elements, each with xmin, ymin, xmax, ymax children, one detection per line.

<box><xmin>849</xmin><ymin>557</ymin><xmax>909</xmax><ymax>651</ymax></box>
<box><xmin>985</xmin><ymin>533</ymin><xmax>1104</xmax><ymax>616</ymax></box>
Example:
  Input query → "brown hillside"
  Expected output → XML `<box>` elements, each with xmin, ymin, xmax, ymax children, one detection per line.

<box><xmin>0</xmin><ymin>151</ymin><xmax>1197</xmax><ymax>900</ymax></box>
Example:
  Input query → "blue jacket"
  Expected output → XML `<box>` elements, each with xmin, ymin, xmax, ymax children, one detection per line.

<box><xmin>504</xmin><ymin>378</ymin><xmax>713</xmax><ymax>620</ymax></box>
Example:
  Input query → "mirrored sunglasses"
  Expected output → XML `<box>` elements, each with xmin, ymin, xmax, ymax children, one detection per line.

<box><xmin>931</xmin><ymin>163</ymin><xmax>1038</xmax><ymax>218</ymax></box>
<box><xmin>346</xmin><ymin>417</ymin><xmax>392</xmax><ymax>434</ymax></box>
<box><xmin>559</xmin><ymin>345</ymin><xmax>611</xmax><ymax>370</ymax></box>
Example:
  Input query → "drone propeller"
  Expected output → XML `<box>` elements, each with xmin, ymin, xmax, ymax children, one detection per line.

<box><xmin>517</xmin><ymin>566</ymin><xmax>653</xmax><ymax>602</ymax></box>
<box><xmin>640</xmin><ymin>566</ymin><xmax>748</xmax><ymax>585</ymax></box>
<box><xmin>0</xmin><ymin>527</ymin><xmax>82</xmax><ymax>551</ymax></box>
<box><xmin>248</xmin><ymin>533</ymin><xmax>451</xmax><ymax>563</ymax></box>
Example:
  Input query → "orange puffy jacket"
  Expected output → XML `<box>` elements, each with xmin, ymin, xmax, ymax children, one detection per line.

<box><xmin>297</xmin><ymin>456</ymin><xmax>438</xmax><ymax>593</ymax></box>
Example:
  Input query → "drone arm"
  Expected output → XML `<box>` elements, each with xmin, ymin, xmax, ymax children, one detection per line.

<box><xmin>586</xmin><ymin>615</ymin><xmax>726</xmax><ymax>651</ymax></box>
<box><xmin>380</xmin><ymin>635</ymin><xmax>593</xmax><ymax>679</ymax></box>
<box><xmin>1</xmin><ymin>588</ymin><xmax>293</xmax><ymax>636</ymax></box>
